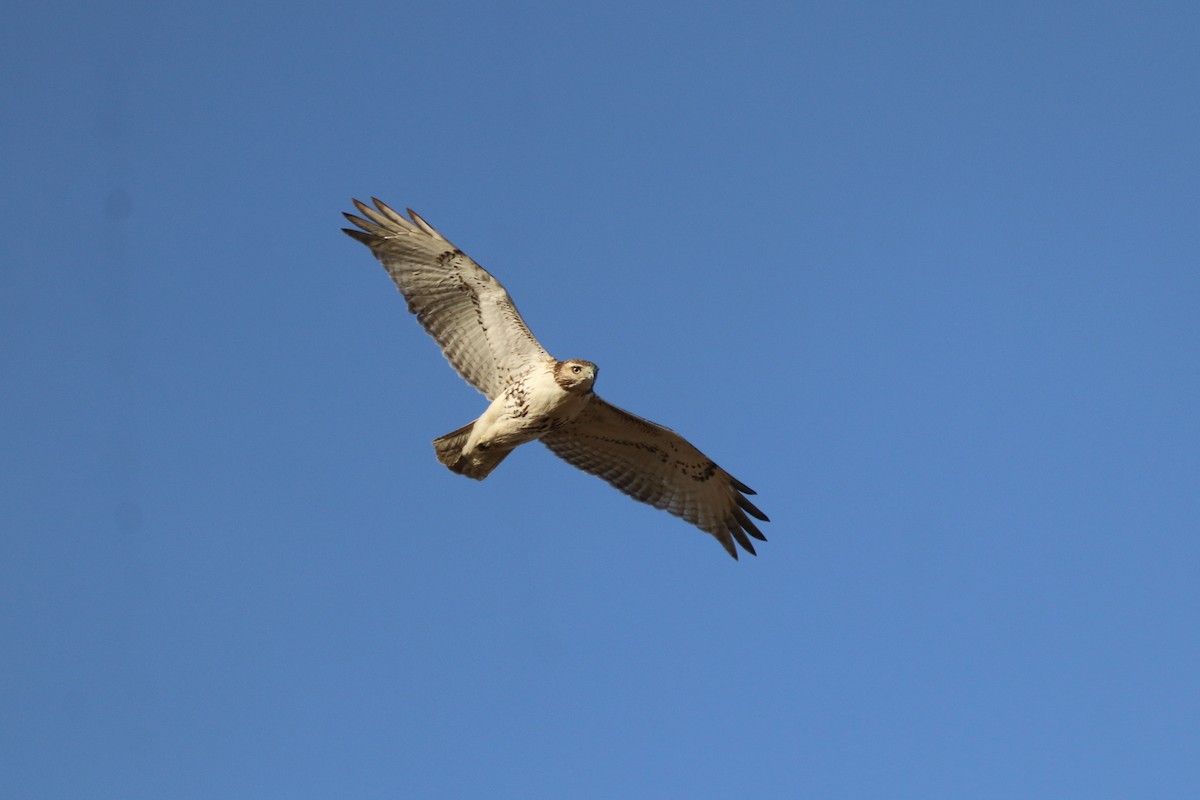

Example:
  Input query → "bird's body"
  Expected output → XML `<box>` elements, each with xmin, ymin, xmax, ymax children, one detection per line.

<box><xmin>342</xmin><ymin>198</ymin><xmax>769</xmax><ymax>558</ymax></box>
<box><xmin>434</xmin><ymin>357</ymin><xmax>598</xmax><ymax>479</ymax></box>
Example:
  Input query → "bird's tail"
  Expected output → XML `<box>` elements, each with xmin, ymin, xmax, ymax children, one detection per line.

<box><xmin>432</xmin><ymin>421</ymin><xmax>512</xmax><ymax>480</ymax></box>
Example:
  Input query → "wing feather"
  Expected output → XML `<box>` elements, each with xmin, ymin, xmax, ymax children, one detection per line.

<box><xmin>541</xmin><ymin>398</ymin><xmax>770</xmax><ymax>558</ymax></box>
<box><xmin>342</xmin><ymin>198</ymin><xmax>549</xmax><ymax>399</ymax></box>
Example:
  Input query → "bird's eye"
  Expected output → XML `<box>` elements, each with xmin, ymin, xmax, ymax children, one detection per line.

<box><xmin>572</xmin><ymin>365</ymin><xmax>582</xmax><ymax>374</ymax></box>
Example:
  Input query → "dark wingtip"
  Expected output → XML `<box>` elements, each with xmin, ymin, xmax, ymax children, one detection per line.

<box><xmin>731</xmin><ymin>476</ymin><xmax>757</xmax><ymax>495</ymax></box>
<box><xmin>736</xmin><ymin>492</ymin><xmax>769</xmax><ymax>522</ymax></box>
<box><xmin>734</xmin><ymin>508</ymin><xmax>768</xmax><ymax>542</ymax></box>
<box><xmin>342</xmin><ymin>227</ymin><xmax>373</xmax><ymax>245</ymax></box>
<box><xmin>717</xmin><ymin>534</ymin><xmax>739</xmax><ymax>560</ymax></box>
<box><xmin>723</xmin><ymin>516</ymin><xmax>750</xmax><ymax>553</ymax></box>
<box><xmin>371</xmin><ymin>197</ymin><xmax>406</xmax><ymax>222</ymax></box>
<box><xmin>736</xmin><ymin>534</ymin><xmax>758</xmax><ymax>556</ymax></box>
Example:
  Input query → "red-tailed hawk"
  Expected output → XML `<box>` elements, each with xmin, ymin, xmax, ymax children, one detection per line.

<box><xmin>342</xmin><ymin>198</ymin><xmax>770</xmax><ymax>558</ymax></box>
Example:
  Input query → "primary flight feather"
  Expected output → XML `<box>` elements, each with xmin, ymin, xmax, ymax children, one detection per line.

<box><xmin>342</xmin><ymin>198</ymin><xmax>769</xmax><ymax>558</ymax></box>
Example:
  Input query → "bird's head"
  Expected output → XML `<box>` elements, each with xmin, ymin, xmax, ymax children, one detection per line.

<box><xmin>555</xmin><ymin>359</ymin><xmax>598</xmax><ymax>393</ymax></box>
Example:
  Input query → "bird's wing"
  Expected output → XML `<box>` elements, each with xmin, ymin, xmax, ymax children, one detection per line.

<box><xmin>343</xmin><ymin>198</ymin><xmax>550</xmax><ymax>399</ymax></box>
<box><xmin>541</xmin><ymin>397</ymin><xmax>769</xmax><ymax>558</ymax></box>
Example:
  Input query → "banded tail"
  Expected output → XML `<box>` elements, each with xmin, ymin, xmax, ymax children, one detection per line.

<box><xmin>432</xmin><ymin>421</ymin><xmax>512</xmax><ymax>480</ymax></box>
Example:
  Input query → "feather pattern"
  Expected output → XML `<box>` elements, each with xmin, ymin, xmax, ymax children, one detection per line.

<box><xmin>541</xmin><ymin>398</ymin><xmax>769</xmax><ymax>558</ymax></box>
<box><xmin>343</xmin><ymin>198</ymin><xmax>549</xmax><ymax>400</ymax></box>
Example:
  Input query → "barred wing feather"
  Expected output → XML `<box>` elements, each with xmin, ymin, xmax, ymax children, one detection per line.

<box><xmin>342</xmin><ymin>198</ymin><xmax>549</xmax><ymax>400</ymax></box>
<box><xmin>541</xmin><ymin>398</ymin><xmax>769</xmax><ymax>558</ymax></box>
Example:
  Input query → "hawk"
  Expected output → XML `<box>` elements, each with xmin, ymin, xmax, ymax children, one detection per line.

<box><xmin>342</xmin><ymin>198</ymin><xmax>770</xmax><ymax>558</ymax></box>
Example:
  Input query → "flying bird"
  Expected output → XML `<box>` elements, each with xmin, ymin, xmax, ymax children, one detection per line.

<box><xmin>342</xmin><ymin>198</ymin><xmax>769</xmax><ymax>558</ymax></box>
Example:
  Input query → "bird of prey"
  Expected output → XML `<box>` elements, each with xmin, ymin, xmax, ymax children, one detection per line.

<box><xmin>342</xmin><ymin>198</ymin><xmax>769</xmax><ymax>558</ymax></box>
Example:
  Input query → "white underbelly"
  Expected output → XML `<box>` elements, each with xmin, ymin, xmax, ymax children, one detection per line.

<box><xmin>466</xmin><ymin>369</ymin><xmax>589</xmax><ymax>451</ymax></box>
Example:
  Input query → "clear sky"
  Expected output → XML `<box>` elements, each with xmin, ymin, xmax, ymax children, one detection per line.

<box><xmin>3</xmin><ymin>1</ymin><xmax>1198</xmax><ymax>797</ymax></box>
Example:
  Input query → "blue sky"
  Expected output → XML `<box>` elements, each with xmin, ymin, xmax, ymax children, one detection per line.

<box><xmin>3</xmin><ymin>1</ymin><xmax>1198</xmax><ymax>797</ymax></box>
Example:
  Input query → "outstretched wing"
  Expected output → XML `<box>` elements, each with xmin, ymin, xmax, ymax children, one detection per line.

<box><xmin>343</xmin><ymin>198</ymin><xmax>550</xmax><ymax>400</ymax></box>
<box><xmin>541</xmin><ymin>398</ymin><xmax>769</xmax><ymax>558</ymax></box>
